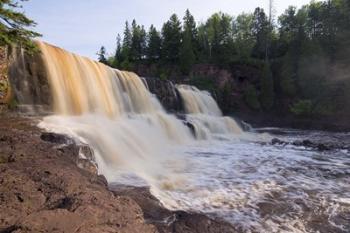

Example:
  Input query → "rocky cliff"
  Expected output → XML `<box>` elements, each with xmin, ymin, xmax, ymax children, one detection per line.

<box><xmin>0</xmin><ymin>117</ymin><xmax>156</xmax><ymax>233</ymax></box>
<box><xmin>0</xmin><ymin>47</ymin><xmax>10</xmax><ymax>112</ymax></box>
<box><xmin>143</xmin><ymin>77</ymin><xmax>184</xmax><ymax>113</ymax></box>
<box><xmin>8</xmin><ymin>48</ymin><xmax>52</xmax><ymax>113</ymax></box>
<box><xmin>0</xmin><ymin>117</ymin><xmax>237</xmax><ymax>233</ymax></box>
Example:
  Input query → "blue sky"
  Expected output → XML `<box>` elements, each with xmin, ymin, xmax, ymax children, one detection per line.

<box><xmin>23</xmin><ymin>0</ymin><xmax>311</xmax><ymax>59</ymax></box>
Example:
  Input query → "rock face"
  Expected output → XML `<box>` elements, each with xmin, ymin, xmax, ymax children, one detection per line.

<box><xmin>112</xmin><ymin>186</ymin><xmax>237</xmax><ymax>233</ymax></box>
<box><xmin>8</xmin><ymin>48</ymin><xmax>52</xmax><ymax>113</ymax></box>
<box><xmin>271</xmin><ymin>137</ymin><xmax>350</xmax><ymax>151</ymax></box>
<box><xmin>143</xmin><ymin>77</ymin><xmax>184</xmax><ymax>113</ymax></box>
<box><xmin>0</xmin><ymin>47</ymin><xmax>11</xmax><ymax>113</ymax></box>
<box><xmin>0</xmin><ymin>117</ymin><xmax>156</xmax><ymax>233</ymax></box>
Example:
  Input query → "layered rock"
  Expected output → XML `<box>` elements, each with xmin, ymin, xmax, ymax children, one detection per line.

<box><xmin>113</xmin><ymin>186</ymin><xmax>237</xmax><ymax>233</ymax></box>
<box><xmin>0</xmin><ymin>117</ymin><xmax>156</xmax><ymax>233</ymax></box>
<box><xmin>8</xmin><ymin>48</ymin><xmax>52</xmax><ymax>113</ymax></box>
<box><xmin>0</xmin><ymin>47</ymin><xmax>11</xmax><ymax>113</ymax></box>
<box><xmin>143</xmin><ymin>77</ymin><xmax>184</xmax><ymax>113</ymax></box>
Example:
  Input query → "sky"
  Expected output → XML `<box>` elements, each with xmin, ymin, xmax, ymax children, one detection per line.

<box><xmin>23</xmin><ymin>0</ymin><xmax>311</xmax><ymax>60</ymax></box>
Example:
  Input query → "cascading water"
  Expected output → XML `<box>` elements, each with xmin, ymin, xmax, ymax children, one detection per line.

<box><xmin>36</xmin><ymin>41</ymin><xmax>195</xmax><ymax>189</ymax></box>
<box><xmin>24</xmin><ymin>42</ymin><xmax>350</xmax><ymax>233</ymax></box>
<box><xmin>176</xmin><ymin>84</ymin><xmax>243</xmax><ymax>139</ymax></box>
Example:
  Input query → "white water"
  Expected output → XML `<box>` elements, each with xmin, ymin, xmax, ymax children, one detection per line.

<box><xmin>33</xmin><ymin>42</ymin><xmax>350</xmax><ymax>233</ymax></box>
<box><xmin>152</xmin><ymin>133</ymin><xmax>350</xmax><ymax>233</ymax></box>
<box><xmin>177</xmin><ymin>84</ymin><xmax>243</xmax><ymax>139</ymax></box>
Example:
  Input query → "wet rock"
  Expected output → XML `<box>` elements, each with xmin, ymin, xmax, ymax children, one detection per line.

<box><xmin>317</xmin><ymin>143</ymin><xmax>330</xmax><ymax>151</ymax></box>
<box><xmin>40</xmin><ymin>132</ymin><xmax>72</xmax><ymax>144</ymax></box>
<box><xmin>8</xmin><ymin>48</ymin><xmax>53</xmax><ymax>113</ymax></box>
<box><xmin>0</xmin><ymin>117</ymin><xmax>156</xmax><ymax>233</ymax></box>
<box><xmin>79</xmin><ymin>144</ymin><xmax>94</xmax><ymax>160</ymax></box>
<box><xmin>271</xmin><ymin>138</ymin><xmax>285</xmax><ymax>145</ymax></box>
<box><xmin>77</xmin><ymin>158</ymin><xmax>98</xmax><ymax>175</ymax></box>
<box><xmin>112</xmin><ymin>186</ymin><xmax>237</xmax><ymax>233</ymax></box>
<box><xmin>184</xmin><ymin>121</ymin><xmax>196</xmax><ymax>136</ymax></box>
<box><xmin>143</xmin><ymin>77</ymin><xmax>184</xmax><ymax>113</ymax></box>
<box><xmin>271</xmin><ymin>138</ymin><xmax>342</xmax><ymax>152</ymax></box>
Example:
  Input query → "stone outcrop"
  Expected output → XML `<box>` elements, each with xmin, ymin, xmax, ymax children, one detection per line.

<box><xmin>112</xmin><ymin>186</ymin><xmax>237</xmax><ymax>233</ymax></box>
<box><xmin>143</xmin><ymin>77</ymin><xmax>184</xmax><ymax>113</ymax></box>
<box><xmin>0</xmin><ymin>117</ymin><xmax>238</xmax><ymax>233</ymax></box>
<box><xmin>271</xmin><ymin>138</ymin><xmax>350</xmax><ymax>151</ymax></box>
<box><xmin>0</xmin><ymin>117</ymin><xmax>156</xmax><ymax>233</ymax></box>
<box><xmin>8</xmin><ymin>48</ymin><xmax>52</xmax><ymax>113</ymax></box>
<box><xmin>0</xmin><ymin>47</ymin><xmax>11</xmax><ymax>113</ymax></box>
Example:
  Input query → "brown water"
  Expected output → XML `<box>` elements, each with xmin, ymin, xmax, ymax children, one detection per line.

<box><xmin>33</xmin><ymin>41</ymin><xmax>350</xmax><ymax>233</ymax></box>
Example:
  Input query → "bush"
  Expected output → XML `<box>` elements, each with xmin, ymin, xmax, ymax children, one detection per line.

<box><xmin>159</xmin><ymin>72</ymin><xmax>168</xmax><ymax>80</ymax></box>
<box><xmin>244</xmin><ymin>84</ymin><xmax>261</xmax><ymax>110</ymax></box>
<box><xmin>8</xmin><ymin>97</ymin><xmax>18</xmax><ymax>110</ymax></box>
<box><xmin>260</xmin><ymin>62</ymin><xmax>274</xmax><ymax>110</ymax></box>
<box><xmin>290</xmin><ymin>100</ymin><xmax>313</xmax><ymax>116</ymax></box>
<box><xmin>120</xmin><ymin>59</ymin><xmax>134</xmax><ymax>71</ymax></box>
<box><xmin>188</xmin><ymin>75</ymin><xmax>216</xmax><ymax>92</ymax></box>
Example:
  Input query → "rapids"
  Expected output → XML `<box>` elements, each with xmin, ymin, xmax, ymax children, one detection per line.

<box><xmin>32</xmin><ymin>42</ymin><xmax>350</xmax><ymax>233</ymax></box>
<box><xmin>177</xmin><ymin>84</ymin><xmax>243</xmax><ymax>139</ymax></box>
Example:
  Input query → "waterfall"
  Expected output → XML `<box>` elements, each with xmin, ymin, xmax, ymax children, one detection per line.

<box><xmin>177</xmin><ymin>84</ymin><xmax>242</xmax><ymax>139</ymax></box>
<box><xmin>36</xmin><ymin>41</ymin><xmax>194</xmax><ymax>188</ymax></box>
<box><xmin>28</xmin><ymin>41</ymin><xmax>246</xmax><ymax>198</ymax></box>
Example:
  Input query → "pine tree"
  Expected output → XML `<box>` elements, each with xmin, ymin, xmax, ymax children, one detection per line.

<box><xmin>146</xmin><ymin>25</ymin><xmax>161</xmax><ymax>61</ymax></box>
<box><xmin>179</xmin><ymin>30</ymin><xmax>195</xmax><ymax>74</ymax></box>
<box><xmin>183</xmin><ymin>9</ymin><xmax>198</xmax><ymax>54</ymax></box>
<box><xmin>251</xmin><ymin>7</ymin><xmax>270</xmax><ymax>59</ymax></box>
<box><xmin>161</xmin><ymin>14</ymin><xmax>182</xmax><ymax>63</ymax></box>
<box><xmin>129</xmin><ymin>20</ymin><xmax>147</xmax><ymax>62</ymax></box>
<box><xmin>113</xmin><ymin>34</ymin><xmax>122</xmax><ymax>68</ymax></box>
<box><xmin>139</xmin><ymin>25</ymin><xmax>147</xmax><ymax>60</ymax></box>
<box><xmin>121</xmin><ymin>21</ymin><xmax>132</xmax><ymax>61</ymax></box>
<box><xmin>97</xmin><ymin>46</ymin><xmax>108</xmax><ymax>65</ymax></box>
<box><xmin>0</xmin><ymin>0</ymin><xmax>41</xmax><ymax>52</ymax></box>
<box><xmin>179</xmin><ymin>10</ymin><xmax>198</xmax><ymax>74</ymax></box>
<box><xmin>260</xmin><ymin>61</ymin><xmax>274</xmax><ymax>110</ymax></box>
<box><xmin>204</xmin><ymin>12</ymin><xmax>235</xmax><ymax>64</ymax></box>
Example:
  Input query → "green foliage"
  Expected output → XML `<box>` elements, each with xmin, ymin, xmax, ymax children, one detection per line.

<box><xmin>161</xmin><ymin>14</ymin><xmax>182</xmax><ymax>63</ymax></box>
<box><xmin>120</xmin><ymin>59</ymin><xmax>133</xmax><ymax>71</ymax></box>
<box><xmin>290</xmin><ymin>99</ymin><xmax>313</xmax><ymax>116</ymax></box>
<box><xmin>121</xmin><ymin>21</ymin><xmax>132</xmax><ymax>61</ymax></box>
<box><xmin>102</xmin><ymin>0</ymin><xmax>350</xmax><ymax>117</ymax></box>
<box><xmin>260</xmin><ymin>62</ymin><xmax>274</xmax><ymax>110</ymax></box>
<box><xmin>146</xmin><ymin>25</ymin><xmax>161</xmax><ymax>61</ymax></box>
<box><xmin>179</xmin><ymin>9</ymin><xmax>197</xmax><ymax>74</ymax></box>
<box><xmin>113</xmin><ymin>34</ymin><xmax>122</xmax><ymax>68</ymax></box>
<box><xmin>188</xmin><ymin>76</ymin><xmax>216</xmax><ymax>92</ymax></box>
<box><xmin>200</xmin><ymin>12</ymin><xmax>236</xmax><ymax>65</ymax></box>
<box><xmin>159</xmin><ymin>72</ymin><xmax>168</xmax><ymax>80</ymax></box>
<box><xmin>233</xmin><ymin>13</ymin><xmax>255</xmax><ymax>59</ymax></box>
<box><xmin>130</xmin><ymin>20</ymin><xmax>146</xmax><ymax>61</ymax></box>
<box><xmin>244</xmin><ymin>84</ymin><xmax>261</xmax><ymax>110</ymax></box>
<box><xmin>180</xmin><ymin>26</ymin><xmax>196</xmax><ymax>74</ymax></box>
<box><xmin>97</xmin><ymin>46</ymin><xmax>108</xmax><ymax>65</ymax></box>
<box><xmin>0</xmin><ymin>155</ymin><xmax>6</xmax><ymax>164</ymax></box>
<box><xmin>0</xmin><ymin>0</ymin><xmax>41</xmax><ymax>52</ymax></box>
<box><xmin>8</xmin><ymin>97</ymin><xmax>18</xmax><ymax>110</ymax></box>
<box><xmin>251</xmin><ymin>7</ymin><xmax>271</xmax><ymax>59</ymax></box>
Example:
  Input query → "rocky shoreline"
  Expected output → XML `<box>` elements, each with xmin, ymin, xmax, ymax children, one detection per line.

<box><xmin>0</xmin><ymin>116</ymin><xmax>237</xmax><ymax>233</ymax></box>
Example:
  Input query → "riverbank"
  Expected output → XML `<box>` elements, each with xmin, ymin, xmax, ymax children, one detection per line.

<box><xmin>0</xmin><ymin>116</ymin><xmax>236</xmax><ymax>233</ymax></box>
<box><xmin>235</xmin><ymin>112</ymin><xmax>350</xmax><ymax>132</ymax></box>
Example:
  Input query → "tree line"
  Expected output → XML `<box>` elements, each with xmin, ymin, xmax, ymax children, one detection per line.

<box><xmin>100</xmin><ymin>0</ymin><xmax>349</xmax><ymax>117</ymax></box>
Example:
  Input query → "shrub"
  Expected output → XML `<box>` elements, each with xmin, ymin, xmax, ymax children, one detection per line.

<box><xmin>260</xmin><ymin>62</ymin><xmax>274</xmax><ymax>110</ymax></box>
<box><xmin>244</xmin><ymin>84</ymin><xmax>261</xmax><ymax>110</ymax></box>
<box><xmin>290</xmin><ymin>99</ymin><xmax>313</xmax><ymax>116</ymax></box>
<box><xmin>188</xmin><ymin>75</ymin><xmax>216</xmax><ymax>92</ymax></box>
